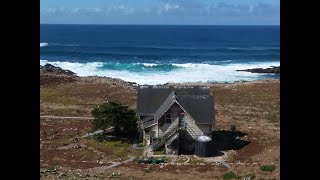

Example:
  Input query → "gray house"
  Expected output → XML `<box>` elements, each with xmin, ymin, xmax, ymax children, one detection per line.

<box><xmin>137</xmin><ymin>85</ymin><xmax>215</xmax><ymax>155</ymax></box>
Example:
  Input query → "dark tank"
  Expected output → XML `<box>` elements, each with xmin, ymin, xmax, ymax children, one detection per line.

<box><xmin>194</xmin><ymin>135</ymin><xmax>214</xmax><ymax>157</ymax></box>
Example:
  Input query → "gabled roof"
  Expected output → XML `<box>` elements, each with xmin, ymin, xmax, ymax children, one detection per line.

<box><xmin>176</xmin><ymin>95</ymin><xmax>214</xmax><ymax>124</ymax></box>
<box><xmin>137</xmin><ymin>86</ymin><xmax>214</xmax><ymax>124</ymax></box>
<box><xmin>154</xmin><ymin>90</ymin><xmax>176</xmax><ymax>122</ymax></box>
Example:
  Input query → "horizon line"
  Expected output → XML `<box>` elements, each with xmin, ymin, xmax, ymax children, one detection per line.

<box><xmin>40</xmin><ymin>23</ymin><xmax>279</xmax><ymax>26</ymax></box>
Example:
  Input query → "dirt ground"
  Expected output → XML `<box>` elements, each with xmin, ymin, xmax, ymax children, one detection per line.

<box><xmin>40</xmin><ymin>73</ymin><xmax>280</xmax><ymax>179</ymax></box>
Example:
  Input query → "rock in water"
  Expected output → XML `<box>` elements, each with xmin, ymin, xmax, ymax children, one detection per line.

<box><xmin>237</xmin><ymin>66</ymin><xmax>280</xmax><ymax>74</ymax></box>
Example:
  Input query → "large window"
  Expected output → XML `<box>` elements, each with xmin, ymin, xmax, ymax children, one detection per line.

<box><xmin>165</xmin><ymin>113</ymin><xmax>172</xmax><ymax>123</ymax></box>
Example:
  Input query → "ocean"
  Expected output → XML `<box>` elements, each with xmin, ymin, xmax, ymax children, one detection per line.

<box><xmin>40</xmin><ymin>24</ymin><xmax>280</xmax><ymax>85</ymax></box>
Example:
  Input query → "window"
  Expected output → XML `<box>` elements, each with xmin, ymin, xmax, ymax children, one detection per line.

<box><xmin>179</xmin><ymin>114</ymin><xmax>185</xmax><ymax>128</ymax></box>
<box><xmin>165</xmin><ymin>113</ymin><xmax>172</xmax><ymax>123</ymax></box>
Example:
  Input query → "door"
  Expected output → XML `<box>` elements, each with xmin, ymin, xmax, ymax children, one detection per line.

<box><xmin>150</xmin><ymin>131</ymin><xmax>156</xmax><ymax>144</ymax></box>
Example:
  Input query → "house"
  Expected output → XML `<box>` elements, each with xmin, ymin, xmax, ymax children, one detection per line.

<box><xmin>137</xmin><ymin>85</ymin><xmax>215</xmax><ymax>155</ymax></box>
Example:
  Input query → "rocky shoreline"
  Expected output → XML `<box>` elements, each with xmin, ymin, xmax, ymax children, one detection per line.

<box><xmin>40</xmin><ymin>63</ymin><xmax>279</xmax><ymax>87</ymax></box>
<box><xmin>40</xmin><ymin>64</ymin><xmax>138</xmax><ymax>88</ymax></box>
<box><xmin>237</xmin><ymin>66</ymin><xmax>280</xmax><ymax>74</ymax></box>
<box><xmin>40</xmin><ymin>64</ymin><xmax>77</xmax><ymax>76</ymax></box>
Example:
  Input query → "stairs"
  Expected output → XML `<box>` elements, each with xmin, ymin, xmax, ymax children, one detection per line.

<box><xmin>166</xmin><ymin>132</ymin><xmax>179</xmax><ymax>147</ymax></box>
<box><xmin>152</xmin><ymin>119</ymin><xmax>179</xmax><ymax>150</ymax></box>
<box><xmin>152</xmin><ymin>128</ymin><xmax>178</xmax><ymax>150</ymax></box>
<box><xmin>184</xmin><ymin>117</ymin><xmax>203</xmax><ymax>139</ymax></box>
<box><xmin>186</xmin><ymin>123</ymin><xmax>203</xmax><ymax>140</ymax></box>
<box><xmin>151</xmin><ymin>116</ymin><xmax>204</xmax><ymax>150</ymax></box>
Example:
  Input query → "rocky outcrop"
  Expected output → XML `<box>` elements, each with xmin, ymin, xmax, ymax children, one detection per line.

<box><xmin>237</xmin><ymin>66</ymin><xmax>280</xmax><ymax>74</ymax></box>
<box><xmin>40</xmin><ymin>63</ymin><xmax>77</xmax><ymax>76</ymax></box>
<box><xmin>40</xmin><ymin>64</ymin><xmax>138</xmax><ymax>89</ymax></box>
<box><xmin>40</xmin><ymin>63</ymin><xmax>78</xmax><ymax>86</ymax></box>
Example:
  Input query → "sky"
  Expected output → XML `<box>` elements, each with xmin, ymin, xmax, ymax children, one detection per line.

<box><xmin>40</xmin><ymin>0</ymin><xmax>280</xmax><ymax>25</ymax></box>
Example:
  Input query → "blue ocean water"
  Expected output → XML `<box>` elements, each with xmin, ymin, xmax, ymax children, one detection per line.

<box><xmin>40</xmin><ymin>24</ymin><xmax>280</xmax><ymax>84</ymax></box>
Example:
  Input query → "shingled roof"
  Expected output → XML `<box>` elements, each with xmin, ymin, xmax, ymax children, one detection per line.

<box><xmin>137</xmin><ymin>86</ymin><xmax>214</xmax><ymax>124</ymax></box>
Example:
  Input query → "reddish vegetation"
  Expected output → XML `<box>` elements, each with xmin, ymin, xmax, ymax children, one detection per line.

<box><xmin>40</xmin><ymin>71</ymin><xmax>280</xmax><ymax>179</ymax></box>
<box><xmin>40</xmin><ymin>74</ymin><xmax>77</xmax><ymax>86</ymax></box>
<box><xmin>232</xmin><ymin>143</ymin><xmax>265</xmax><ymax>162</ymax></box>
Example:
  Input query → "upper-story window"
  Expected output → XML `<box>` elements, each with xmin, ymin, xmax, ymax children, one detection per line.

<box><xmin>165</xmin><ymin>113</ymin><xmax>172</xmax><ymax>123</ymax></box>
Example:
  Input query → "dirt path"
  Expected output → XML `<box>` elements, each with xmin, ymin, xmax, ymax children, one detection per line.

<box><xmin>40</xmin><ymin>115</ymin><xmax>94</xmax><ymax>120</ymax></box>
<box><xmin>80</xmin><ymin>127</ymin><xmax>114</xmax><ymax>138</ymax></box>
<box><xmin>88</xmin><ymin>157</ymin><xmax>136</xmax><ymax>173</ymax></box>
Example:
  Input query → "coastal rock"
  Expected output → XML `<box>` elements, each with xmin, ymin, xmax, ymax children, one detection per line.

<box><xmin>41</xmin><ymin>63</ymin><xmax>77</xmax><ymax>76</ymax></box>
<box><xmin>40</xmin><ymin>64</ymin><xmax>78</xmax><ymax>86</ymax></box>
<box><xmin>237</xmin><ymin>66</ymin><xmax>280</xmax><ymax>74</ymax></box>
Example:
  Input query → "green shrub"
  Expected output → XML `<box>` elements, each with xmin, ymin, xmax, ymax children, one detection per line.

<box><xmin>93</xmin><ymin>133</ymin><xmax>106</xmax><ymax>142</ymax></box>
<box><xmin>92</xmin><ymin>101</ymin><xmax>138</xmax><ymax>139</ymax></box>
<box><xmin>223</xmin><ymin>171</ymin><xmax>241</xmax><ymax>180</ymax></box>
<box><xmin>260</xmin><ymin>164</ymin><xmax>276</xmax><ymax>172</ymax></box>
<box><xmin>137</xmin><ymin>143</ymin><xmax>144</xmax><ymax>147</ymax></box>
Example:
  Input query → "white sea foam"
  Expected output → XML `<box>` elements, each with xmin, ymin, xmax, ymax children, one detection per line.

<box><xmin>40</xmin><ymin>60</ymin><xmax>279</xmax><ymax>85</ymax></box>
<box><xmin>142</xmin><ymin>63</ymin><xmax>158</xmax><ymax>66</ymax></box>
<box><xmin>40</xmin><ymin>42</ymin><xmax>48</xmax><ymax>47</ymax></box>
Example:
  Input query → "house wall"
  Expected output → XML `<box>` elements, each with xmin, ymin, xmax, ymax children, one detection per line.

<box><xmin>141</xmin><ymin>102</ymin><xmax>213</xmax><ymax>147</ymax></box>
<box><xmin>150</xmin><ymin>125</ymin><xmax>159</xmax><ymax>138</ymax></box>
<box><xmin>197</xmin><ymin>124</ymin><xmax>213</xmax><ymax>136</ymax></box>
<box><xmin>143</xmin><ymin>125</ymin><xmax>159</xmax><ymax>145</ymax></box>
<box><xmin>158</xmin><ymin>103</ymin><xmax>183</xmax><ymax>136</ymax></box>
<box><xmin>184</xmin><ymin>113</ymin><xmax>195</xmax><ymax>124</ymax></box>
<box><xmin>165</xmin><ymin>131</ymin><xmax>196</xmax><ymax>155</ymax></box>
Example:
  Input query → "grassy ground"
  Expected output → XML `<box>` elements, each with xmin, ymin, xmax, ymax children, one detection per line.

<box><xmin>40</xmin><ymin>77</ymin><xmax>137</xmax><ymax>116</ymax></box>
<box><xmin>153</xmin><ymin>146</ymin><xmax>166</xmax><ymax>155</ymax></box>
<box><xmin>40</xmin><ymin>119</ymin><xmax>143</xmax><ymax>170</ymax></box>
<box><xmin>40</xmin><ymin>74</ymin><xmax>280</xmax><ymax>179</ymax></box>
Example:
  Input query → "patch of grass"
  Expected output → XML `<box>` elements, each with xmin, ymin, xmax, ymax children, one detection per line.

<box><xmin>189</xmin><ymin>158</ymin><xmax>205</xmax><ymax>165</ymax></box>
<box><xmin>224</xmin><ymin>151</ymin><xmax>236</xmax><ymax>162</ymax></box>
<box><xmin>176</xmin><ymin>158</ymin><xmax>186</xmax><ymax>163</ymax></box>
<box><xmin>137</xmin><ymin>142</ymin><xmax>144</xmax><ymax>147</ymax></box>
<box><xmin>148</xmin><ymin>156</ymin><xmax>169</xmax><ymax>163</ymax></box>
<box><xmin>264</xmin><ymin>105</ymin><xmax>280</xmax><ymax>123</ymax></box>
<box><xmin>48</xmin><ymin>108</ymin><xmax>89</xmax><ymax>116</ymax></box>
<box><xmin>41</xmin><ymin>83</ymin><xmax>137</xmax><ymax>108</ymax></box>
<box><xmin>70</xmin><ymin>148</ymin><xmax>98</xmax><ymax>159</ymax></box>
<box><xmin>211</xmin><ymin>82</ymin><xmax>279</xmax><ymax>106</ymax></box>
<box><xmin>153</xmin><ymin>146</ymin><xmax>165</xmax><ymax>155</ymax></box>
<box><xmin>86</xmin><ymin>139</ymin><xmax>142</xmax><ymax>159</ymax></box>
<box><xmin>260</xmin><ymin>164</ymin><xmax>276</xmax><ymax>172</ymax></box>
<box><xmin>223</xmin><ymin>171</ymin><xmax>241</xmax><ymax>180</ymax></box>
<box><xmin>40</xmin><ymin>87</ymin><xmax>83</xmax><ymax>106</ymax></box>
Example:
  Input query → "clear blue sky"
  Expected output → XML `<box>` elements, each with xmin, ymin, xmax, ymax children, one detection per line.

<box><xmin>40</xmin><ymin>0</ymin><xmax>279</xmax><ymax>25</ymax></box>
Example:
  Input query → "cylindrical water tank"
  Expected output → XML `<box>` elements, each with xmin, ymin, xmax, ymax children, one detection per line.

<box><xmin>194</xmin><ymin>135</ymin><xmax>214</xmax><ymax>157</ymax></box>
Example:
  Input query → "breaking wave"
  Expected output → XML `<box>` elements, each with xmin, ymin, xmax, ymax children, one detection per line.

<box><xmin>40</xmin><ymin>60</ymin><xmax>279</xmax><ymax>85</ymax></box>
<box><xmin>40</xmin><ymin>42</ymin><xmax>48</xmax><ymax>47</ymax></box>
